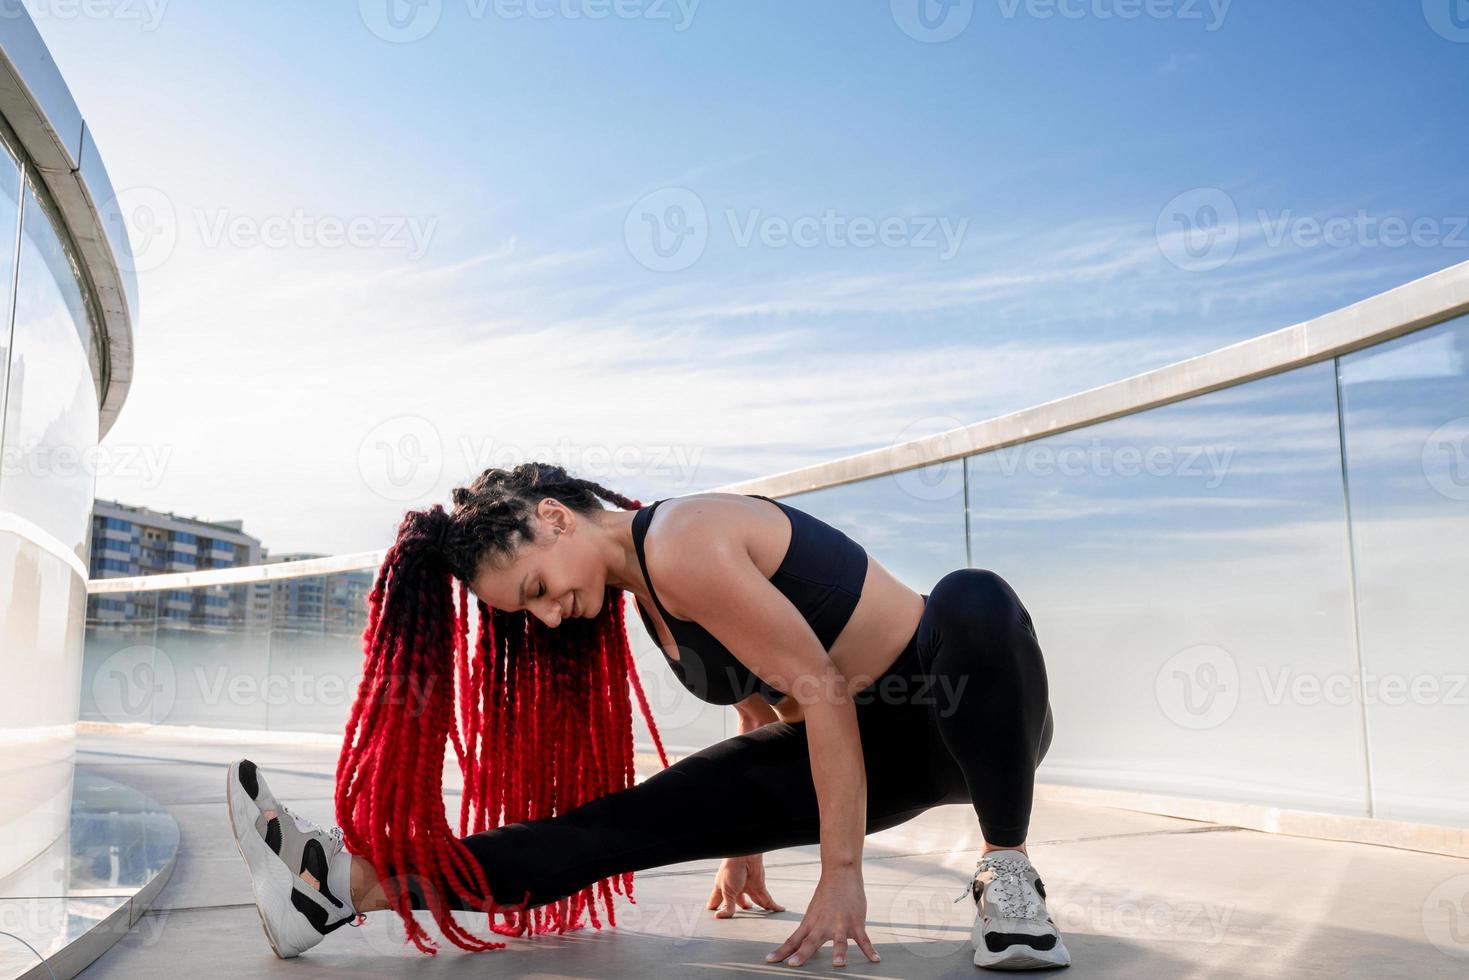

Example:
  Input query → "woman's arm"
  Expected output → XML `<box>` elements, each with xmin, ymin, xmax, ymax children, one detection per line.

<box><xmin>797</xmin><ymin>676</ymin><xmax>865</xmax><ymax>870</ymax></box>
<box><xmin>649</xmin><ymin>522</ymin><xmax>881</xmax><ymax>968</ymax></box>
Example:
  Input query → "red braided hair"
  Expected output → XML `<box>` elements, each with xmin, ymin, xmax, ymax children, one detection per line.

<box><xmin>335</xmin><ymin>465</ymin><xmax>669</xmax><ymax>954</ymax></box>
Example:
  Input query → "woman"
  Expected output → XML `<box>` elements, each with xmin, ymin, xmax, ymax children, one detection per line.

<box><xmin>225</xmin><ymin>463</ymin><xmax>1069</xmax><ymax>970</ymax></box>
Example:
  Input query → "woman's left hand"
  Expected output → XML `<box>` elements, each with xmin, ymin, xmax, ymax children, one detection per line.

<box><xmin>765</xmin><ymin>866</ymin><xmax>880</xmax><ymax>968</ymax></box>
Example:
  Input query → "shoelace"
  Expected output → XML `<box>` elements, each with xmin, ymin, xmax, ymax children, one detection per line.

<box><xmin>281</xmin><ymin>805</ymin><xmax>346</xmax><ymax>851</ymax></box>
<box><xmin>953</xmin><ymin>854</ymin><xmax>1041</xmax><ymax>920</ymax></box>
<box><xmin>278</xmin><ymin>806</ymin><xmax>364</xmax><ymax>926</ymax></box>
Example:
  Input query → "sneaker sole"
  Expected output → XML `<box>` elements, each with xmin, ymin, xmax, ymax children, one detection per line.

<box><xmin>973</xmin><ymin>937</ymin><xmax>1072</xmax><ymax>970</ymax></box>
<box><xmin>225</xmin><ymin>760</ymin><xmax>329</xmax><ymax>959</ymax></box>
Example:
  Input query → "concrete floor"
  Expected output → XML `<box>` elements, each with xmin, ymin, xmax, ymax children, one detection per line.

<box><xmin>75</xmin><ymin>731</ymin><xmax>1468</xmax><ymax>979</ymax></box>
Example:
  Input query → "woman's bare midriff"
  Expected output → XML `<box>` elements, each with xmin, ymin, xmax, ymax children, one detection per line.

<box><xmin>632</xmin><ymin>492</ymin><xmax>927</xmax><ymax>727</ymax></box>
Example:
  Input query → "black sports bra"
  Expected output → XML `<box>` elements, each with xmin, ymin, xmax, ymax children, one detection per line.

<box><xmin>630</xmin><ymin>493</ymin><xmax>870</xmax><ymax>706</ymax></box>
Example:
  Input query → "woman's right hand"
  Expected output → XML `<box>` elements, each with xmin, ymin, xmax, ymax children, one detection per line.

<box><xmin>706</xmin><ymin>854</ymin><xmax>786</xmax><ymax>918</ymax></box>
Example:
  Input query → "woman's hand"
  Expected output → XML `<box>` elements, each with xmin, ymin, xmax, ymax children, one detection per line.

<box><xmin>707</xmin><ymin>855</ymin><xmax>786</xmax><ymax>918</ymax></box>
<box><xmin>766</xmin><ymin>866</ymin><xmax>880</xmax><ymax>968</ymax></box>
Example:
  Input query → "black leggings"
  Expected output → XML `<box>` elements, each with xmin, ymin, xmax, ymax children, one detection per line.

<box><xmin>418</xmin><ymin>567</ymin><xmax>1053</xmax><ymax>912</ymax></box>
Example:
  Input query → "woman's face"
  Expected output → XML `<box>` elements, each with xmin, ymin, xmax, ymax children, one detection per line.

<box><xmin>467</xmin><ymin>505</ymin><xmax>607</xmax><ymax>627</ymax></box>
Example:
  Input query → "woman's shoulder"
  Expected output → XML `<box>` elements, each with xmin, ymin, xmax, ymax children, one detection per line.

<box><xmin>641</xmin><ymin>493</ymin><xmax>788</xmax><ymax>610</ymax></box>
<box><xmin>648</xmin><ymin>491</ymin><xmax>766</xmax><ymax>535</ymax></box>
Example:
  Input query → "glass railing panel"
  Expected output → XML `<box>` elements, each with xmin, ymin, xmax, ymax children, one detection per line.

<box><xmin>1338</xmin><ymin>313</ymin><xmax>1469</xmax><ymax>827</ymax></box>
<box><xmin>965</xmin><ymin>360</ymin><xmax>1367</xmax><ymax>815</ymax></box>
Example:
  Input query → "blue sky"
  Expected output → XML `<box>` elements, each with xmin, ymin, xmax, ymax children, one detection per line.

<box><xmin>30</xmin><ymin>0</ymin><xmax>1469</xmax><ymax>554</ymax></box>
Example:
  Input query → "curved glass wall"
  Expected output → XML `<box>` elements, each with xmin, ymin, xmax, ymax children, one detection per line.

<box><xmin>0</xmin><ymin>179</ymin><xmax>103</xmax><ymax>558</ymax></box>
<box><xmin>0</xmin><ymin>138</ymin><xmax>111</xmax><ymax>884</ymax></box>
<box><xmin>0</xmin><ymin>141</ymin><xmax>20</xmax><ymax>429</ymax></box>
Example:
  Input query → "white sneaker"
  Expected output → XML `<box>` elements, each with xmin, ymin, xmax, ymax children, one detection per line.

<box><xmin>957</xmin><ymin>849</ymin><xmax>1071</xmax><ymax>970</ymax></box>
<box><xmin>226</xmin><ymin>758</ymin><xmax>362</xmax><ymax>958</ymax></box>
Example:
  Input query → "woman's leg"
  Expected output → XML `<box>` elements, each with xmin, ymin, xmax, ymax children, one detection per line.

<box><xmin>384</xmin><ymin>670</ymin><xmax>953</xmax><ymax>913</ymax></box>
<box><xmin>915</xmin><ymin>567</ymin><xmax>1054</xmax><ymax>849</ymax></box>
